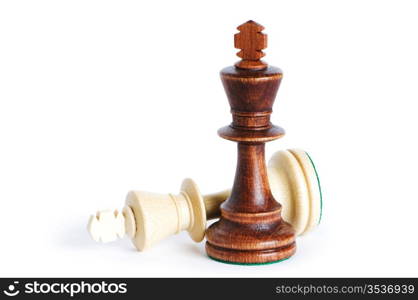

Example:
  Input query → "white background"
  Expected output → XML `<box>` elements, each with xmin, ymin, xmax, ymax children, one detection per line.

<box><xmin>1</xmin><ymin>0</ymin><xmax>417</xmax><ymax>277</ymax></box>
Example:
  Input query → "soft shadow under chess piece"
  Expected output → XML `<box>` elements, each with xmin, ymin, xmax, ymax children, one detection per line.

<box><xmin>205</xmin><ymin>21</ymin><xmax>298</xmax><ymax>264</ymax></box>
<box><xmin>87</xmin><ymin>149</ymin><xmax>322</xmax><ymax>251</ymax></box>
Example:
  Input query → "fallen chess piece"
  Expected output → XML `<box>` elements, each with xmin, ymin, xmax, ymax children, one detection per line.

<box><xmin>87</xmin><ymin>149</ymin><xmax>322</xmax><ymax>251</ymax></box>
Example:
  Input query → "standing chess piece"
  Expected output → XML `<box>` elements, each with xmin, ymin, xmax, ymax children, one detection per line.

<box><xmin>205</xmin><ymin>21</ymin><xmax>296</xmax><ymax>264</ymax></box>
<box><xmin>87</xmin><ymin>149</ymin><xmax>322</xmax><ymax>250</ymax></box>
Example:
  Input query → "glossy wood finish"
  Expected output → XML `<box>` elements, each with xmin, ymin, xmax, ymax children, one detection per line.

<box><xmin>234</xmin><ymin>20</ymin><xmax>268</xmax><ymax>70</ymax></box>
<box><xmin>205</xmin><ymin>21</ymin><xmax>296</xmax><ymax>264</ymax></box>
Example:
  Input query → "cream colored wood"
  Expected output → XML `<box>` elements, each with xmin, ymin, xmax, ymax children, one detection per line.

<box><xmin>268</xmin><ymin>150</ymin><xmax>310</xmax><ymax>236</ymax></box>
<box><xmin>86</xmin><ymin>178</ymin><xmax>206</xmax><ymax>251</ymax></box>
<box><xmin>197</xmin><ymin>149</ymin><xmax>321</xmax><ymax>236</ymax></box>
<box><xmin>122</xmin><ymin>205</ymin><xmax>136</xmax><ymax>239</ymax></box>
<box><xmin>87</xmin><ymin>149</ymin><xmax>321</xmax><ymax>250</ymax></box>
<box><xmin>180</xmin><ymin>178</ymin><xmax>207</xmax><ymax>242</ymax></box>
<box><xmin>87</xmin><ymin>209</ymin><xmax>125</xmax><ymax>243</ymax></box>
<box><xmin>288</xmin><ymin>149</ymin><xmax>321</xmax><ymax>234</ymax></box>
<box><xmin>203</xmin><ymin>189</ymin><xmax>230</xmax><ymax>219</ymax></box>
<box><xmin>125</xmin><ymin>189</ymin><xmax>195</xmax><ymax>251</ymax></box>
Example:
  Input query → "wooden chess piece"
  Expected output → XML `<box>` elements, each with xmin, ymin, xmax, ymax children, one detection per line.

<box><xmin>87</xmin><ymin>178</ymin><xmax>226</xmax><ymax>250</ymax></box>
<box><xmin>87</xmin><ymin>149</ymin><xmax>322</xmax><ymax>250</ymax></box>
<box><xmin>268</xmin><ymin>149</ymin><xmax>322</xmax><ymax>236</ymax></box>
<box><xmin>205</xmin><ymin>21</ymin><xmax>297</xmax><ymax>264</ymax></box>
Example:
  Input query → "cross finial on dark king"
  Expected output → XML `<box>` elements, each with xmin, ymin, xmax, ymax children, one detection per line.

<box><xmin>205</xmin><ymin>21</ymin><xmax>296</xmax><ymax>265</ymax></box>
<box><xmin>234</xmin><ymin>20</ymin><xmax>268</xmax><ymax>70</ymax></box>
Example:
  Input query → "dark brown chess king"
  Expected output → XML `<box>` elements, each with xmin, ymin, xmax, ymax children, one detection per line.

<box><xmin>205</xmin><ymin>21</ymin><xmax>296</xmax><ymax>264</ymax></box>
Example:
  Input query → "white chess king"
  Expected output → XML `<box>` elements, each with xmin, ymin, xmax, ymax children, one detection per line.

<box><xmin>87</xmin><ymin>149</ymin><xmax>322</xmax><ymax>251</ymax></box>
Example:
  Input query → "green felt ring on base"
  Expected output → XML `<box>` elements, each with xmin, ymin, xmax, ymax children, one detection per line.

<box><xmin>208</xmin><ymin>255</ymin><xmax>290</xmax><ymax>266</ymax></box>
<box><xmin>305</xmin><ymin>151</ymin><xmax>323</xmax><ymax>224</ymax></box>
<box><xmin>268</xmin><ymin>149</ymin><xmax>322</xmax><ymax>235</ymax></box>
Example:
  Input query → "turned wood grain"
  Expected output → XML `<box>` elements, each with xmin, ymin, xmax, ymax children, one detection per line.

<box><xmin>234</xmin><ymin>20</ymin><xmax>268</xmax><ymax>70</ymax></box>
<box><xmin>205</xmin><ymin>21</ymin><xmax>296</xmax><ymax>264</ymax></box>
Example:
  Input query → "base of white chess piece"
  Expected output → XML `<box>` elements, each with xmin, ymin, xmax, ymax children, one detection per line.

<box><xmin>87</xmin><ymin>149</ymin><xmax>322</xmax><ymax>251</ymax></box>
